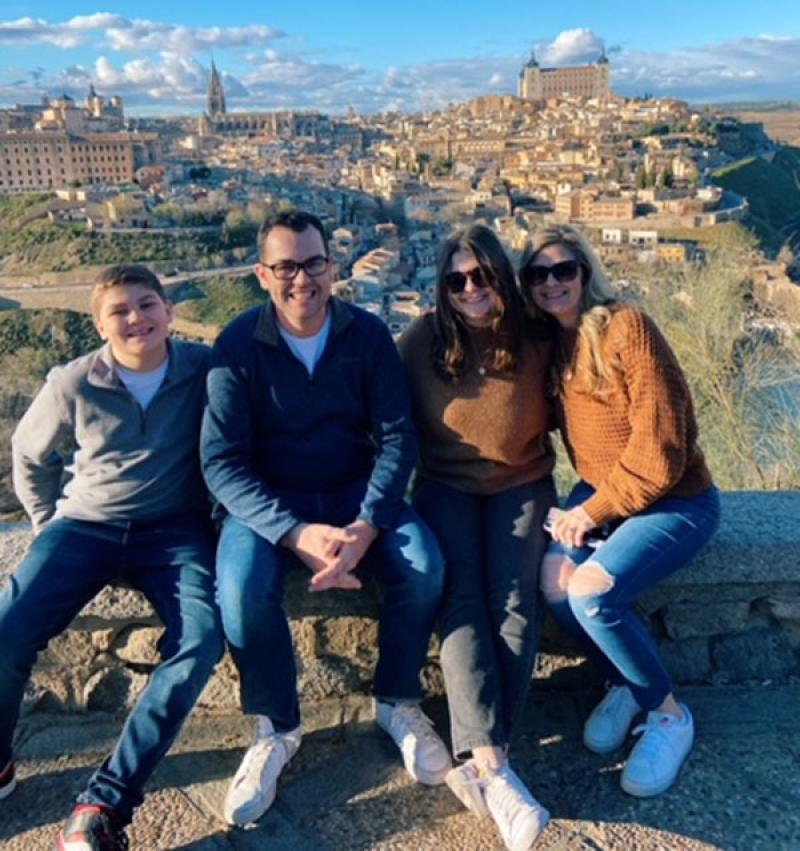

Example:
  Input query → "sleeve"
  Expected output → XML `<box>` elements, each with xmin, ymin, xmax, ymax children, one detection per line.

<box><xmin>200</xmin><ymin>335</ymin><xmax>302</xmax><ymax>545</ymax></box>
<box><xmin>357</xmin><ymin>322</ymin><xmax>418</xmax><ymax>529</ymax></box>
<box><xmin>581</xmin><ymin>311</ymin><xmax>693</xmax><ymax>525</ymax></box>
<box><xmin>11</xmin><ymin>370</ymin><xmax>74</xmax><ymax>533</ymax></box>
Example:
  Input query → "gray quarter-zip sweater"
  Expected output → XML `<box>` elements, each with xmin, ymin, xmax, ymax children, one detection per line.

<box><xmin>12</xmin><ymin>339</ymin><xmax>211</xmax><ymax>533</ymax></box>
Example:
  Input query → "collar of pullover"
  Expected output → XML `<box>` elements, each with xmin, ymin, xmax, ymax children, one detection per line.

<box><xmin>87</xmin><ymin>339</ymin><xmax>185</xmax><ymax>390</ymax></box>
<box><xmin>254</xmin><ymin>296</ymin><xmax>353</xmax><ymax>347</ymax></box>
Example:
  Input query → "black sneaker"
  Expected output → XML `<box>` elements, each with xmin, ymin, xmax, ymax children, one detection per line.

<box><xmin>55</xmin><ymin>804</ymin><xmax>129</xmax><ymax>851</ymax></box>
<box><xmin>0</xmin><ymin>759</ymin><xmax>15</xmax><ymax>800</ymax></box>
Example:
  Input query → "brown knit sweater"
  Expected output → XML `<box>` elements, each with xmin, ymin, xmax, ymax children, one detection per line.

<box><xmin>556</xmin><ymin>306</ymin><xmax>713</xmax><ymax>525</ymax></box>
<box><xmin>398</xmin><ymin>313</ymin><xmax>554</xmax><ymax>494</ymax></box>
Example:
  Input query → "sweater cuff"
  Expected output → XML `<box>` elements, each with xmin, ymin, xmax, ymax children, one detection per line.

<box><xmin>581</xmin><ymin>492</ymin><xmax>618</xmax><ymax>527</ymax></box>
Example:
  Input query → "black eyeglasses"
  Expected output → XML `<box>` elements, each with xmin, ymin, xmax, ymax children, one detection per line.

<box><xmin>520</xmin><ymin>259</ymin><xmax>583</xmax><ymax>288</ymax></box>
<box><xmin>443</xmin><ymin>266</ymin><xmax>491</xmax><ymax>294</ymax></box>
<box><xmin>263</xmin><ymin>255</ymin><xmax>329</xmax><ymax>280</ymax></box>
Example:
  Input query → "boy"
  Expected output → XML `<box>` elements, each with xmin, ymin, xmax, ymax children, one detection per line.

<box><xmin>0</xmin><ymin>265</ymin><xmax>222</xmax><ymax>850</ymax></box>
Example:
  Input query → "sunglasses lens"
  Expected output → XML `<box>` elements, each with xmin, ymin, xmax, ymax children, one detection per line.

<box><xmin>469</xmin><ymin>267</ymin><xmax>487</xmax><ymax>288</ymax></box>
<box><xmin>444</xmin><ymin>272</ymin><xmax>467</xmax><ymax>293</ymax></box>
<box><xmin>552</xmin><ymin>260</ymin><xmax>580</xmax><ymax>282</ymax></box>
<box><xmin>523</xmin><ymin>260</ymin><xmax>580</xmax><ymax>287</ymax></box>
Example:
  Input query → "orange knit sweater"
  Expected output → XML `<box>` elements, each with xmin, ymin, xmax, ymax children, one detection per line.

<box><xmin>556</xmin><ymin>306</ymin><xmax>713</xmax><ymax>525</ymax></box>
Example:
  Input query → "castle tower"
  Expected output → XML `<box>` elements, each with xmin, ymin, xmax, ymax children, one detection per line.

<box><xmin>208</xmin><ymin>60</ymin><xmax>226</xmax><ymax>116</ymax></box>
<box><xmin>518</xmin><ymin>50</ymin><xmax>541</xmax><ymax>100</ymax></box>
<box><xmin>595</xmin><ymin>46</ymin><xmax>611</xmax><ymax>97</ymax></box>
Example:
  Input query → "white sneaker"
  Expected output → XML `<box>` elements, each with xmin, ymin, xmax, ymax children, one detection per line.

<box><xmin>223</xmin><ymin>716</ymin><xmax>302</xmax><ymax>826</ymax></box>
<box><xmin>621</xmin><ymin>704</ymin><xmax>694</xmax><ymax>797</ymax></box>
<box><xmin>445</xmin><ymin>761</ymin><xmax>489</xmax><ymax>818</ymax></box>
<box><xmin>375</xmin><ymin>700</ymin><xmax>451</xmax><ymax>785</ymax></box>
<box><xmin>483</xmin><ymin>763</ymin><xmax>549</xmax><ymax>851</ymax></box>
<box><xmin>583</xmin><ymin>685</ymin><xmax>641</xmax><ymax>754</ymax></box>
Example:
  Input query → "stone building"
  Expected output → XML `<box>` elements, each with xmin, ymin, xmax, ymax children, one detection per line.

<box><xmin>0</xmin><ymin>131</ymin><xmax>161</xmax><ymax>194</ymax></box>
<box><xmin>198</xmin><ymin>62</ymin><xmax>329</xmax><ymax>139</ymax></box>
<box><xmin>519</xmin><ymin>49</ymin><xmax>611</xmax><ymax>101</ymax></box>
<box><xmin>0</xmin><ymin>86</ymin><xmax>158</xmax><ymax>193</ymax></box>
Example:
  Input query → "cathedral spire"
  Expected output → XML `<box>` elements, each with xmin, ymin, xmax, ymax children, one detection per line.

<box><xmin>208</xmin><ymin>59</ymin><xmax>226</xmax><ymax>116</ymax></box>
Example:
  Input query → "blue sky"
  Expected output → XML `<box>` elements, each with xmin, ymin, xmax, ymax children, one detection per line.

<box><xmin>1</xmin><ymin>2</ymin><xmax>799</xmax><ymax>114</ymax></box>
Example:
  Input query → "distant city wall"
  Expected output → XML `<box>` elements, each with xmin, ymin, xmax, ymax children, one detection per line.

<box><xmin>1</xmin><ymin>491</ymin><xmax>797</xmax><ymax>719</ymax></box>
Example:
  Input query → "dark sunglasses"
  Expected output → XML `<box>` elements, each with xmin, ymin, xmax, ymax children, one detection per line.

<box><xmin>443</xmin><ymin>266</ymin><xmax>491</xmax><ymax>294</ymax></box>
<box><xmin>520</xmin><ymin>259</ymin><xmax>583</xmax><ymax>288</ymax></box>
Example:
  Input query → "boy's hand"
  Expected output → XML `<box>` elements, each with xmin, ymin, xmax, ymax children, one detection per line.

<box><xmin>308</xmin><ymin>520</ymin><xmax>378</xmax><ymax>592</ymax></box>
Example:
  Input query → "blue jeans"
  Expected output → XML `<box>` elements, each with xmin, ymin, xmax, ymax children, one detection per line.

<box><xmin>413</xmin><ymin>476</ymin><xmax>557</xmax><ymax>758</ymax></box>
<box><xmin>216</xmin><ymin>483</ymin><xmax>444</xmax><ymax>732</ymax></box>
<box><xmin>0</xmin><ymin>514</ymin><xmax>223</xmax><ymax>824</ymax></box>
<box><xmin>543</xmin><ymin>482</ymin><xmax>720</xmax><ymax>710</ymax></box>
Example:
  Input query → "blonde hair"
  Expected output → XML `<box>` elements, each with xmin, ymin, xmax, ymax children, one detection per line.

<box><xmin>519</xmin><ymin>224</ymin><xmax>620</xmax><ymax>397</ymax></box>
<box><xmin>91</xmin><ymin>264</ymin><xmax>167</xmax><ymax>318</ymax></box>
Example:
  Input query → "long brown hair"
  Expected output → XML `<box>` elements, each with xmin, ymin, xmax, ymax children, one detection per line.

<box><xmin>519</xmin><ymin>224</ymin><xmax>620</xmax><ymax>397</ymax></box>
<box><xmin>433</xmin><ymin>224</ymin><xmax>526</xmax><ymax>380</ymax></box>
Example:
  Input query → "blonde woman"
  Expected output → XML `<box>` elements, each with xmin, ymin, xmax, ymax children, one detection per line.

<box><xmin>518</xmin><ymin>224</ymin><xmax>719</xmax><ymax>798</ymax></box>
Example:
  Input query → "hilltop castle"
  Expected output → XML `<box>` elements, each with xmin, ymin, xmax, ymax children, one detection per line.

<box><xmin>518</xmin><ymin>48</ymin><xmax>611</xmax><ymax>101</ymax></box>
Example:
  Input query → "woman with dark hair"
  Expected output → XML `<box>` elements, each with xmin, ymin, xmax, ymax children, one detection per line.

<box><xmin>518</xmin><ymin>223</ymin><xmax>719</xmax><ymax>798</ymax></box>
<box><xmin>399</xmin><ymin>224</ymin><xmax>555</xmax><ymax>851</ymax></box>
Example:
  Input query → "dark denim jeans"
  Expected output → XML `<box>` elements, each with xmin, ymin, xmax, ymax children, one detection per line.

<box><xmin>413</xmin><ymin>475</ymin><xmax>556</xmax><ymax>759</ymax></box>
<box><xmin>544</xmin><ymin>482</ymin><xmax>721</xmax><ymax>710</ymax></box>
<box><xmin>216</xmin><ymin>483</ymin><xmax>444</xmax><ymax>733</ymax></box>
<box><xmin>0</xmin><ymin>515</ymin><xmax>223</xmax><ymax>824</ymax></box>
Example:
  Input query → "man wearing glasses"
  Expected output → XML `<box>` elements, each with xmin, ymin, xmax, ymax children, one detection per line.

<box><xmin>201</xmin><ymin>210</ymin><xmax>449</xmax><ymax>828</ymax></box>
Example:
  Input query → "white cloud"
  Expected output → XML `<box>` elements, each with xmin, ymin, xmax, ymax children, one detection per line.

<box><xmin>1</xmin><ymin>20</ymin><xmax>799</xmax><ymax>113</ymax></box>
<box><xmin>0</xmin><ymin>14</ymin><xmax>283</xmax><ymax>54</ymax></box>
<box><xmin>611</xmin><ymin>35</ymin><xmax>800</xmax><ymax>101</ymax></box>
<box><xmin>541</xmin><ymin>28</ymin><xmax>605</xmax><ymax>65</ymax></box>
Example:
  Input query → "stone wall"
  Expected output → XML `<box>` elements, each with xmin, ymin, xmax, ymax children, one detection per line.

<box><xmin>1</xmin><ymin>491</ymin><xmax>798</xmax><ymax>719</ymax></box>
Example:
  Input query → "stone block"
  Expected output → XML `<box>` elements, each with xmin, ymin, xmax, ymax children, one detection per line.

<box><xmin>659</xmin><ymin>637</ymin><xmax>712</xmax><ymax>684</ymax></box>
<box><xmin>766</xmin><ymin>596</ymin><xmax>800</xmax><ymax>630</ymax></box>
<box><xmin>318</xmin><ymin>616</ymin><xmax>379</xmax><ymax>663</ymax></box>
<box><xmin>290</xmin><ymin>618</ymin><xmax>318</xmax><ymax>658</ymax></box>
<box><xmin>196</xmin><ymin>653</ymin><xmax>240</xmax><ymax>713</ymax></box>
<box><xmin>298</xmin><ymin>655</ymin><xmax>362</xmax><ymax>701</ymax></box>
<box><xmin>24</xmin><ymin>675</ymin><xmax>75</xmax><ymax>713</ymax></box>
<box><xmin>84</xmin><ymin>667</ymin><xmax>149</xmax><ymax>713</ymax></box>
<box><xmin>38</xmin><ymin>629</ymin><xmax>97</xmax><ymax>669</ymax></box>
<box><xmin>662</xmin><ymin>601</ymin><xmax>753</xmax><ymax>639</ymax></box>
<box><xmin>712</xmin><ymin>629</ymin><xmax>799</xmax><ymax>682</ymax></box>
<box><xmin>114</xmin><ymin>626</ymin><xmax>164</xmax><ymax>665</ymax></box>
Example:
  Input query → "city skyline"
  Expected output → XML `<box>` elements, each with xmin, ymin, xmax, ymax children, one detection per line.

<box><xmin>1</xmin><ymin>2</ymin><xmax>799</xmax><ymax>114</ymax></box>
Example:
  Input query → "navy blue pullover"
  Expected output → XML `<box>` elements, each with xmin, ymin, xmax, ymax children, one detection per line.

<box><xmin>201</xmin><ymin>297</ymin><xmax>418</xmax><ymax>545</ymax></box>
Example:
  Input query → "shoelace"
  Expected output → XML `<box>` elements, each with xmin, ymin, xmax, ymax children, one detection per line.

<box><xmin>458</xmin><ymin>762</ymin><xmax>486</xmax><ymax>790</ymax></box>
<box><xmin>630</xmin><ymin>716</ymin><xmax>675</xmax><ymax>759</ymax></box>
<box><xmin>392</xmin><ymin>705</ymin><xmax>438</xmax><ymax>742</ymax></box>
<box><xmin>485</xmin><ymin>770</ymin><xmax>531</xmax><ymax>822</ymax></box>
<box><xmin>233</xmin><ymin>735</ymin><xmax>287</xmax><ymax>786</ymax></box>
<box><xmin>598</xmin><ymin>685</ymin><xmax>630</xmax><ymax>715</ymax></box>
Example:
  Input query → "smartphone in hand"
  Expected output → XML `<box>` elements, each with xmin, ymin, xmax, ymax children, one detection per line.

<box><xmin>543</xmin><ymin>507</ymin><xmax>608</xmax><ymax>548</ymax></box>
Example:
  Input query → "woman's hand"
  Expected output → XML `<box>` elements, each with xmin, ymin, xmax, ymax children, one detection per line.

<box><xmin>551</xmin><ymin>504</ymin><xmax>596</xmax><ymax>549</ymax></box>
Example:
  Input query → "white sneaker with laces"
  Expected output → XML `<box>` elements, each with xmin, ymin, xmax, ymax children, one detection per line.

<box><xmin>445</xmin><ymin>761</ymin><xmax>489</xmax><ymax>818</ymax></box>
<box><xmin>621</xmin><ymin>703</ymin><xmax>694</xmax><ymax>797</ymax></box>
<box><xmin>583</xmin><ymin>684</ymin><xmax>641</xmax><ymax>754</ymax></box>
<box><xmin>375</xmin><ymin>700</ymin><xmax>451</xmax><ymax>785</ymax></box>
<box><xmin>483</xmin><ymin>763</ymin><xmax>549</xmax><ymax>851</ymax></box>
<box><xmin>223</xmin><ymin>716</ymin><xmax>302</xmax><ymax>826</ymax></box>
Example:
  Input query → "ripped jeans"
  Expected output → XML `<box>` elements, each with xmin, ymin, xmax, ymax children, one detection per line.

<box><xmin>540</xmin><ymin>482</ymin><xmax>720</xmax><ymax>710</ymax></box>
